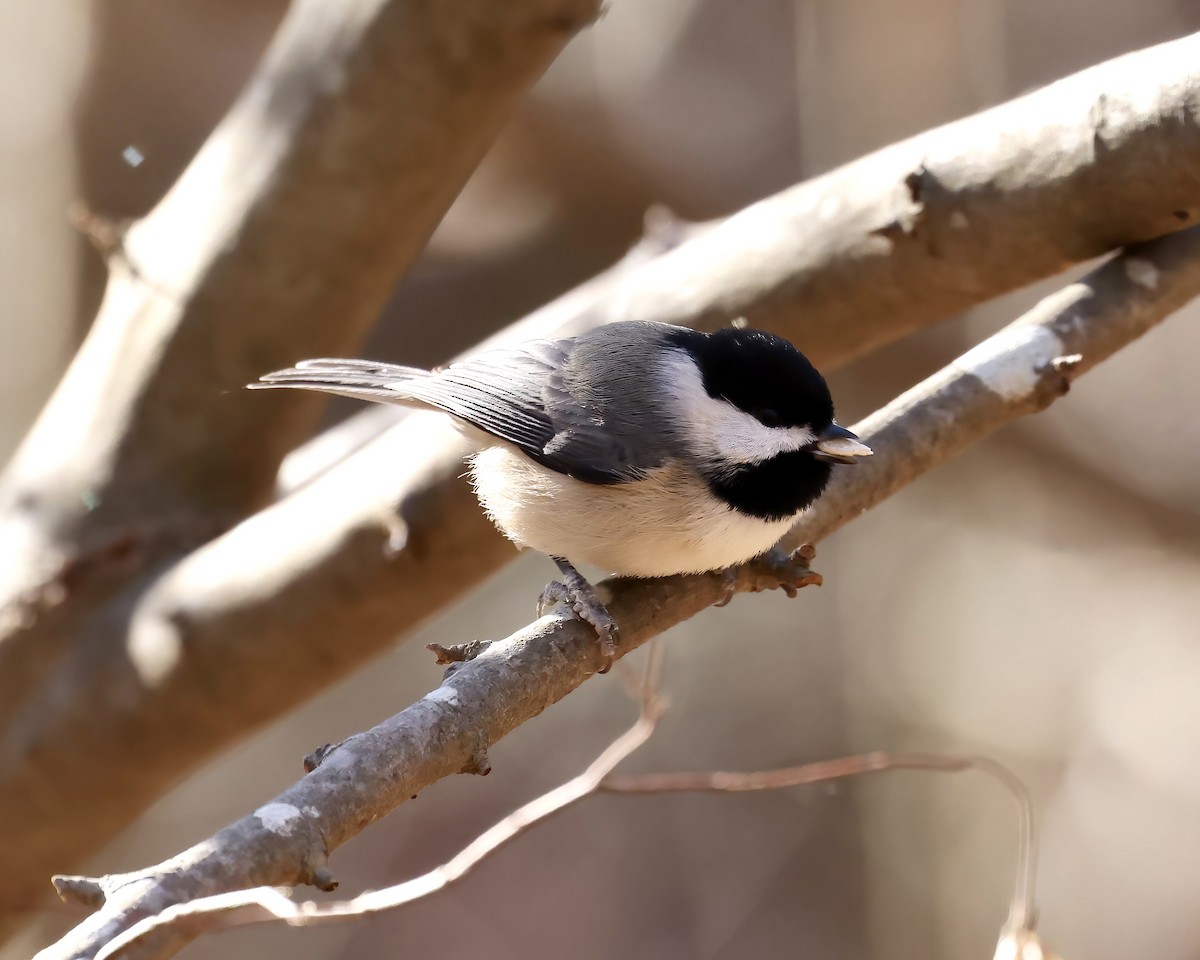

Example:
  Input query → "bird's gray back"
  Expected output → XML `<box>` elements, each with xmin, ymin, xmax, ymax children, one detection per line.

<box><xmin>411</xmin><ymin>322</ymin><xmax>683</xmax><ymax>484</ymax></box>
<box><xmin>544</xmin><ymin>322</ymin><xmax>685</xmax><ymax>479</ymax></box>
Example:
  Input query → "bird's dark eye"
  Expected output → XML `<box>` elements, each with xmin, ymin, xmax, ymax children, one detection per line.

<box><xmin>754</xmin><ymin>407</ymin><xmax>785</xmax><ymax>427</ymax></box>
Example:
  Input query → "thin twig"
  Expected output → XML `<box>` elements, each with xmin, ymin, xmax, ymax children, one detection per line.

<box><xmin>602</xmin><ymin>751</ymin><xmax>1038</xmax><ymax>934</ymax></box>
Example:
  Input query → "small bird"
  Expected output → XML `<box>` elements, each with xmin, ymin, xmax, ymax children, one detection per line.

<box><xmin>251</xmin><ymin>320</ymin><xmax>871</xmax><ymax>668</ymax></box>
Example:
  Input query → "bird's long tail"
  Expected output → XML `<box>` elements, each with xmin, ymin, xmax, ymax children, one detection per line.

<box><xmin>248</xmin><ymin>358</ymin><xmax>429</xmax><ymax>405</ymax></box>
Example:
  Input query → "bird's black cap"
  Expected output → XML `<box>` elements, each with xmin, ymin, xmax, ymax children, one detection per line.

<box><xmin>666</xmin><ymin>325</ymin><xmax>835</xmax><ymax>430</ymax></box>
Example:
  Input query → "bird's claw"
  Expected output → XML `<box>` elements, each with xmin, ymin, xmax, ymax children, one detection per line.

<box><xmin>713</xmin><ymin>567</ymin><xmax>738</xmax><ymax>607</ymax></box>
<box><xmin>717</xmin><ymin>545</ymin><xmax>822</xmax><ymax>604</ymax></box>
<box><xmin>538</xmin><ymin>560</ymin><xmax>620</xmax><ymax>674</ymax></box>
<box><xmin>747</xmin><ymin>544</ymin><xmax>822</xmax><ymax>597</ymax></box>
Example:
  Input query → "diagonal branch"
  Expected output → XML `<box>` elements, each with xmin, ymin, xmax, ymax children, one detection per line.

<box><xmin>87</xmin><ymin>649</ymin><xmax>670</xmax><ymax>960</ymax></box>
<box><xmin>0</xmin><ymin>0</ymin><xmax>601</xmax><ymax>920</ymax></box>
<box><xmin>38</xmin><ymin>224</ymin><xmax>1200</xmax><ymax>960</ymax></box>
<box><xmin>84</xmin><ymin>745</ymin><xmax>1035</xmax><ymax>960</ymax></box>
<box><xmin>9</xmin><ymin>27</ymin><xmax>1200</xmax><ymax>915</ymax></box>
<box><xmin>294</xmin><ymin>23</ymin><xmax>1200</xmax><ymax>472</ymax></box>
<box><xmin>0</xmin><ymin>0</ymin><xmax>602</xmax><ymax>692</ymax></box>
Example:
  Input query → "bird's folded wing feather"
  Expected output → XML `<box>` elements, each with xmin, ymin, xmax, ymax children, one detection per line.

<box><xmin>254</xmin><ymin>340</ymin><xmax>663</xmax><ymax>484</ymax></box>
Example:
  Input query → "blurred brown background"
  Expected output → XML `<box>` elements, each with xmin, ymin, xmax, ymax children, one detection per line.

<box><xmin>5</xmin><ymin>1</ymin><xmax>1200</xmax><ymax>958</ymax></box>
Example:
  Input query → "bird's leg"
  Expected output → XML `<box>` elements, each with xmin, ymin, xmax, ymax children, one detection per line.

<box><xmin>537</xmin><ymin>557</ymin><xmax>620</xmax><ymax>673</ymax></box>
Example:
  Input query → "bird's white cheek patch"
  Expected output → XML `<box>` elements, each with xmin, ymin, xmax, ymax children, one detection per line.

<box><xmin>953</xmin><ymin>325</ymin><xmax>1065</xmax><ymax>401</ymax></box>
<box><xmin>662</xmin><ymin>350</ymin><xmax>816</xmax><ymax>463</ymax></box>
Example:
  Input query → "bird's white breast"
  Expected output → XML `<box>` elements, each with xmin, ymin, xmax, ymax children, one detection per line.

<box><xmin>469</xmin><ymin>445</ymin><xmax>797</xmax><ymax>578</ymax></box>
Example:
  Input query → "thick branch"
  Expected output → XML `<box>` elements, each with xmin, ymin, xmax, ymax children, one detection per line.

<box><xmin>600</xmin><ymin>30</ymin><xmax>1200</xmax><ymax>365</ymax></box>
<box><xmin>0</xmin><ymin>0</ymin><xmax>599</xmax><ymax>722</ymax></box>
<box><xmin>38</xmin><ymin>226</ymin><xmax>1200</xmax><ymax>960</ymax></box>
<box><xmin>9</xmin><ymin>28</ymin><xmax>1200</xmax><ymax>911</ymax></box>
<box><xmin>0</xmin><ymin>0</ymin><xmax>599</xmax><ymax>919</ymax></box>
<box><xmin>288</xmin><ymin>26</ymin><xmax>1200</xmax><ymax>478</ymax></box>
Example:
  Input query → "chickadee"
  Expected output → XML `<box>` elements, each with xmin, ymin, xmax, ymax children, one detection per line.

<box><xmin>252</xmin><ymin>320</ymin><xmax>871</xmax><ymax>668</ymax></box>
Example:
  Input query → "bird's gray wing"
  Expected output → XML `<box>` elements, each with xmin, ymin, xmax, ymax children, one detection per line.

<box><xmin>535</xmin><ymin>371</ymin><xmax>661</xmax><ymax>483</ymax></box>
<box><xmin>416</xmin><ymin>338</ymin><xmax>667</xmax><ymax>484</ymax></box>
<box><xmin>404</xmin><ymin>343</ymin><xmax>563</xmax><ymax>462</ymax></box>
<box><xmin>256</xmin><ymin>339</ymin><xmax>665</xmax><ymax>484</ymax></box>
<box><xmin>535</xmin><ymin>322</ymin><xmax>682</xmax><ymax>482</ymax></box>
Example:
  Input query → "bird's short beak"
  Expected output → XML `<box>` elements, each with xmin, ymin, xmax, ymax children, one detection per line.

<box><xmin>811</xmin><ymin>423</ymin><xmax>873</xmax><ymax>465</ymax></box>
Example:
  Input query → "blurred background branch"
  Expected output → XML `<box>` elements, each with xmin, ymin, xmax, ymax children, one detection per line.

<box><xmin>0</xmin><ymin>0</ymin><xmax>601</xmax><ymax>936</ymax></box>
<box><xmin>5</xmin><ymin>2</ymin><xmax>1200</xmax><ymax>958</ymax></box>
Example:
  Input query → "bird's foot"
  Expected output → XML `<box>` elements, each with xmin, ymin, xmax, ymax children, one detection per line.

<box><xmin>537</xmin><ymin>558</ymin><xmax>620</xmax><ymax>673</ymax></box>
<box><xmin>743</xmin><ymin>544</ymin><xmax>823</xmax><ymax>597</ymax></box>
<box><xmin>715</xmin><ymin>545</ymin><xmax>823</xmax><ymax>607</ymax></box>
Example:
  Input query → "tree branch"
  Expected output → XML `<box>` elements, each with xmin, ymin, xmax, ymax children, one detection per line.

<box><xmin>82</xmin><ymin>650</ymin><xmax>670</xmax><ymax>960</ymax></box>
<box><xmin>8</xmin><ymin>27</ymin><xmax>1200</xmax><ymax>914</ymax></box>
<box><xmin>37</xmin><ymin>225</ymin><xmax>1200</xmax><ymax>960</ymax></box>
<box><xmin>0</xmin><ymin>0</ymin><xmax>600</xmax><ymax>922</ymax></box>
<box><xmin>0</xmin><ymin>0</ymin><xmax>601</xmax><ymax>689</ymax></box>
<box><xmin>81</xmin><ymin>744</ymin><xmax>1037</xmax><ymax>960</ymax></box>
<box><xmin>285</xmin><ymin>26</ymin><xmax>1200</xmax><ymax>481</ymax></box>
